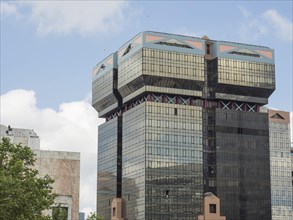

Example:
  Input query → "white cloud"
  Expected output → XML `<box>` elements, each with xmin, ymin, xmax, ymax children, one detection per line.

<box><xmin>239</xmin><ymin>6</ymin><xmax>251</xmax><ymax>18</ymax></box>
<box><xmin>6</xmin><ymin>1</ymin><xmax>135</xmax><ymax>36</ymax></box>
<box><xmin>238</xmin><ymin>7</ymin><xmax>292</xmax><ymax>42</ymax></box>
<box><xmin>1</xmin><ymin>1</ymin><xmax>18</xmax><ymax>16</ymax></box>
<box><xmin>238</xmin><ymin>7</ymin><xmax>268</xmax><ymax>42</ymax></box>
<box><xmin>0</xmin><ymin>89</ymin><xmax>104</xmax><ymax>216</ymax></box>
<box><xmin>263</xmin><ymin>9</ymin><xmax>293</xmax><ymax>42</ymax></box>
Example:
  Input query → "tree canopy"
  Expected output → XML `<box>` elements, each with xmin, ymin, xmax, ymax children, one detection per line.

<box><xmin>86</xmin><ymin>212</ymin><xmax>103</xmax><ymax>220</ymax></box>
<box><xmin>0</xmin><ymin>138</ymin><xmax>57</xmax><ymax>220</ymax></box>
<box><xmin>51</xmin><ymin>205</ymin><xmax>68</xmax><ymax>220</ymax></box>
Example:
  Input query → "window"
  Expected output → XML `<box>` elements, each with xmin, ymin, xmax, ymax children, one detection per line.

<box><xmin>165</xmin><ymin>190</ymin><xmax>169</xmax><ymax>198</ymax></box>
<box><xmin>209</xmin><ymin>204</ymin><xmax>216</xmax><ymax>213</ymax></box>
<box><xmin>166</xmin><ymin>148</ymin><xmax>170</xmax><ymax>155</ymax></box>
<box><xmin>165</xmin><ymin>134</ymin><xmax>169</xmax><ymax>142</ymax></box>
<box><xmin>113</xmin><ymin>207</ymin><xmax>116</xmax><ymax>216</ymax></box>
<box><xmin>238</xmin><ymin>127</ymin><xmax>243</xmax><ymax>134</ymax></box>
<box><xmin>155</xmin><ymin>41</ymin><xmax>193</xmax><ymax>49</ymax></box>
<box><xmin>174</xmin><ymin>108</ymin><xmax>178</xmax><ymax>115</ymax></box>
<box><xmin>174</xmin><ymin>135</ymin><xmax>178</xmax><ymax>143</ymax></box>
<box><xmin>52</xmin><ymin>207</ymin><xmax>68</xmax><ymax>220</ymax></box>
<box><xmin>191</xmin><ymin>136</ymin><xmax>195</xmax><ymax>144</ymax></box>
<box><xmin>229</xmin><ymin>51</ymin><xmax>260</xmax><ymax>57</ymax></box>
<box><xmin>123</xmin><ymin>44</ymin><xmax>133</xmax><ymax>56</ymax></box>
<box><xmin>183</xmin><ymin>136</ymin><xmax>186</xmax><ymax>143</ymax></box>
<box><xmin>208</xmin><ymin>166</ymin><xmax>214</xmax><ymax>174</ymax></box>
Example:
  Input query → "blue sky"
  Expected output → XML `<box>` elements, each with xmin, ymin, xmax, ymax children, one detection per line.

<box><xmin>1</xmin><ymin>0</ymin><xmax>292</xmax><ymax>215</ymax></box>
<box><xmin>1</xmin><ymin>1</ymin><xmax>292</xmax><ymax>111</ymax></box>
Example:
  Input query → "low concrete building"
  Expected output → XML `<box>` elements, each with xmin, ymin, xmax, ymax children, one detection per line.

<box><xmin>198</xmin><ymin>192</ymin><xmax>226</xmax><ymax>220</ymax></box>
<box><xmin>1</xmin><ymin>125</ymin><xmax>80</xmax><ymax>220</ymax></box>
<box><xmin>34</xmin><ymin>149</ymin><xmax>80</xmax><ymax>220</ymax></box>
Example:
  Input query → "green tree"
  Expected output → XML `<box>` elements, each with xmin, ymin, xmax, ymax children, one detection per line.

<box><xmin>52</xmin><ymin>205</ymin><xmax>68</xmax><ymax>220</ymax></box>
<box><xmin>0</xmin><ymin>138</ymin><xmax>57</xmax><ymax>220</ymax></box>
<box><xmin>86</xmin><ymin>212</ymin><xmax>103</xmax><ymax>220</ymax></box>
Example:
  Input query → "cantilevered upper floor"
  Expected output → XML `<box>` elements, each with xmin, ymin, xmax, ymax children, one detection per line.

<box><xmin>92</xmin><ymin>31</ymin><xmax>275</xmax><ymax>117</ymax></box>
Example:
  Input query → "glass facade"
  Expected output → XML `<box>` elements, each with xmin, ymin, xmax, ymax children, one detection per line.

<box><xmin>214</xmin><ymin>109</ymin><xmax>271</xmax><ymax>220</ymax></box>
<box><xmin>218</xmin><ymin>58</ymin><xmax>275</xmax><ymax>88</ymax></box>
<box><xmin>142</xmin><ymin>48</ymin><xmax>205</xmax><ymax>82</ymax></box>
<box><xmin>146</xmin><ymin>102</ymin><xmax>203</xmax><ymax>219</ymax></box>
<box><xmin>92</xmin><ymin>69</ymin><xmax>117</xmax><ymax>112</ymax></box>
<box><xmin>216</xmin><ymin>58</ymin><xmax>275</xmax><ymax>98</ymax></box>
<box><xmin>122</xmin><ymin>103</ymin><xmax>146</xmax><ymax>219</ymax></box>
<box><xmin>118</xmin><ymin>50</ymin><xmax>143</xmax><ymax>98</ymax></box>
<box><xmin>97</xmin><ymin>118</ymin><xmax>118</xmax><ymax>219</ymax></box>
<box><xmin>93</xmin><ymin>31</ymin><xmax>276</xmax><ymax>220</ymax></box>
<box><xmin>92</xmin><ymin>53</ymin><xmax>119</xmax><ymax>115</ymax></box>
<box><xmin>122</xmin><ymin>102</ymin><xmax>203</xmax><ymax>220</ymax></box>
<box><xmin>118</xmin><ymin>48</ymin><xmax>205</xmax><ymax>99</ymax></box>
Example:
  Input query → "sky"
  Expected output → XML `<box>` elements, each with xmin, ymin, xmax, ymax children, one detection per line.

<box><xmin>1</xmin><ymin>0</ymin><xmax>292</xmax><ymax>216</ymax></box>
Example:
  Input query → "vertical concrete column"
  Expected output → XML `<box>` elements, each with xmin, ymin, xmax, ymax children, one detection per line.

<box><xmin>198</xmin><ymin>192</ymin><xmax>226</xmax><ymax>220</ymax></box>
<box><xmin>111</xmin><ymin>198</ymin><xmax>124</xmax><ymax>220</ymax></box>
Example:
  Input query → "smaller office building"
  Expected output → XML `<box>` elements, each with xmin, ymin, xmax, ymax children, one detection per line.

<box><xmin>34</xmin><ymin>149</ymin><xmax>80</xmax><ymax>220</ymax></box>
<box><xmin>0</xmin><ymin>124</ymin><xmax>80</xmax><ymax>220</ymax></box>
<box><xmin>267</xmin><ymin>110</ymin><xmax>293</xmax><ymax>220</ymax></box>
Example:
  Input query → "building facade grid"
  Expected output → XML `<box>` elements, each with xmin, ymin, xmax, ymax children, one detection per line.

<box><xmin>93</xmin><ymin>31</ymin><xmax>276</xmax><ymax>220</ymax></box>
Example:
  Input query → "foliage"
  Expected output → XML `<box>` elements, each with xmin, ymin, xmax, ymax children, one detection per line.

<box><xmin>52</xmin><ymin>205</ymin><xmax>68</xmax><ymax>220</ymax></box>
<box><xmin>0</xmin><ymin>138</ymin><xmax>57</xmax><ymax>220</ymax></box>
<box><xmin>86</xmin><ymin>212</ymin><xmax>103</xmax><ymax>220</ymax></box>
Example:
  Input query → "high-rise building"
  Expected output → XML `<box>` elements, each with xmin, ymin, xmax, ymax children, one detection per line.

<box><xmin>266</xmin><ymin>109</ymin><xmax>292</xmax><ymax>220</ymax></box>
<box><xmin>92</xmin><ymin>31</ymin><xmax>275</xmax><ymax>220</ymax></box>
<box><xmin>0</xmin><ymin>125</ymin><xmax>80</xmax><ymax>220</ymax></box>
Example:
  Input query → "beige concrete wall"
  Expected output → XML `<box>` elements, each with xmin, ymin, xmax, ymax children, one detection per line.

<box><xmin>111</xmin><ymin>198</ymin><xmax>124</xmax><ymax>220</ymax></box>
<box><xmin>34</xmin><ymin>150</ymin><xmax>80</xmax><ymax>220</ymax></box>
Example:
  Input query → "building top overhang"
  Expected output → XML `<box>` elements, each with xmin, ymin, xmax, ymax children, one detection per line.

<box><xmin>213</xmin><ymin>41</ymin><xmax>274</xmax><ymax>64</ymax></box>
<box><xmin>92</xmin><ymin>31</ymin><xmax>275</xmax><ymax>81</ymax></box>
<box><xmin>92</xmin><ymin>52</ymin><xmax>118</xmax><ymax>80</ymax></box>
<box><xmin>117</xmin><ymin>31</ymin><xmax>206</xmax><ymax>63</ymax></box>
